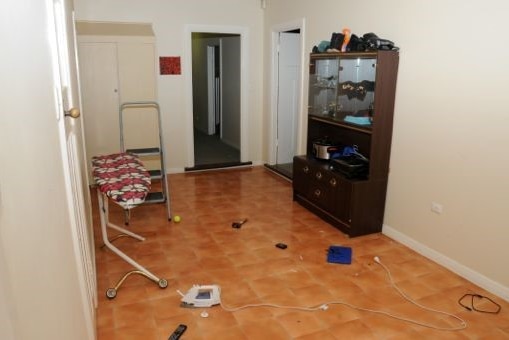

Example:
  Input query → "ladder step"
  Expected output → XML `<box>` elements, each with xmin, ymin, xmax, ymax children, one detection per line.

<box><xmin>126</xmin><ymin>147</ymin><xmax>160</xmax><ymax>156</ymax></box>
<box><xmin>120</xmin><ymin>101</ymin><xmax>171</xmax><ymax>220</ymax></box>
<box><xmin>148</xmin><ymin>169</ymin><xmax>162</xmax><ymax>179</ymax></box>
<box><xmin>145</xmin><ymin>191</ymin><xmax>166</xmax><ymax>204</ymax></box>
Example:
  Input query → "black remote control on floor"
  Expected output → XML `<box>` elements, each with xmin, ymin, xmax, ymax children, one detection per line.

<box><xmin>168</xmin><ymin>324</ymin><xmax>187</xmax><ymax>340</ymax></box>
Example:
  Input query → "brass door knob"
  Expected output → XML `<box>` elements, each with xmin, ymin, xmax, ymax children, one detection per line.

<box><xmin>65</xmin><ymin>108</ymin><xmax>80</xmax><ymax>118</ymax></box>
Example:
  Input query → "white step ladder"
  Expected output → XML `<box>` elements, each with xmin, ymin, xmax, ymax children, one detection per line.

<box><xmin>119</xmin><ymin>101</ymin><xmax>171</xmax><ymax>221</ymax></box>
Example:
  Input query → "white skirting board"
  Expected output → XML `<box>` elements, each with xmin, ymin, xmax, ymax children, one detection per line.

<box><xmin>382</xmin><ymin>224</ymin><xmax>509</xmax><ymax>302</ymax></box>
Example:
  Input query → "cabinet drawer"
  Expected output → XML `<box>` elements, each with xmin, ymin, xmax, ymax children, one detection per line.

<box><xmin>293</xmin><ymin>157</ymin><xmax>314</xmax><ymax>194</ymax></box>
<box><xmin>306</xmin><ymin>181</ymin><xmax>333</xmax><ymax>208</ymax></box>
<box><xmin>293</xmin><ymin>157</ymin><xmax>351</xmax><ymax>220</ymax></box>
<box><xmin>329</xmin><ymin>172</ymin><xmax>352</xmax><ymax>222</ymax></box>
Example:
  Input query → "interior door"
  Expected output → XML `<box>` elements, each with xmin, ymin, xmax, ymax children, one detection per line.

<box><xmin>51</xmin><ymin>0</ymin><xmax>96</xmax><ymax>336</ymax></box>
<box><xmin>276</xmin><ymin>32</ymin><xmax>301</xmax><ymax>165</ymax></box>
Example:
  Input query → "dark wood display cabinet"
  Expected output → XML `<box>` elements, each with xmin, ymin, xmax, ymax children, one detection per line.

<box><xmin>293</xmin><ymin>50</ymin><xmax>399</xmax><ymax>237</ymax></box>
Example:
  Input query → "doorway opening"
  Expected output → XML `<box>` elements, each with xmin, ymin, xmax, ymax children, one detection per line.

<box><xmin>266</xmin><ymin>25</ymin><xmax>303</xmax><ymax>180</ymax></box>
<box><xmin>187</xmin><ymin>32</ymin><xmax>249</xmax><ymax>171</ymax></box>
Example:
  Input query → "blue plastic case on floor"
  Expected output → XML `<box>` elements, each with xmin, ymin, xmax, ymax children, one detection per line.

<box><xmin>327</xmin><ymin>245</ymin><xmax>352</xmax><ymax>264</ymax></box>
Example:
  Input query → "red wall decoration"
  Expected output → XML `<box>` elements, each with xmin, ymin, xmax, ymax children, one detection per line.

<box><xmin>159</xmin><ymin>56</ymin><xmax>181</xmax><ymax>75</ymax></box>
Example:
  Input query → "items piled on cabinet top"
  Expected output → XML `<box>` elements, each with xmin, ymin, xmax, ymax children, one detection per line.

<box><xmin>313</xmin><ymin>29</ymin><xmax>399</xmax><ymax>53</ymax></box>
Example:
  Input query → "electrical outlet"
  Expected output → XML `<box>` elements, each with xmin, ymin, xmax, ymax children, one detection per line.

<box><xmin>431</xmin><ymin>202</ymin><xmax>443</xmax><ymax>214</ymax></box>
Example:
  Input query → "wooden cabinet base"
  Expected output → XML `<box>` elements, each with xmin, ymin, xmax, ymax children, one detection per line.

<box><xmin>293</xmin><ymin>155</ymin><xmax>387</xmax><ymax>238</ymax></box>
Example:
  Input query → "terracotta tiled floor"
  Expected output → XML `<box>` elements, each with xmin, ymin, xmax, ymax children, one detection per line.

<box><xmin>93</xmin><ymin>167</ymin><xmax>509</xmax><ymax>339</ymax></box>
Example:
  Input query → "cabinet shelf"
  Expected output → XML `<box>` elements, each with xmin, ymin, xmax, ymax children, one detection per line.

<box><xmin>126</xmin><ymin>147</ymin><xmax>161</xmax><ymax>156</ymax></box>
<box><xmin>309</xmin><ymin>114</ymin><xmax>372</xmax><ymax>134</ymax></box>
<box><xmin>311</xmin><ymin>84</ymin><xmax>337</xmax><ymax>90</ymax></box>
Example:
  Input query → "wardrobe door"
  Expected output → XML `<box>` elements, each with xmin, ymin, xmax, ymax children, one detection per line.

<box><xmin>117</xmin><ymin>42</ymin><xmax>156</xmax><ymax>101</ymax></box>
<box><xmin>78</xmin><ymin>42</ymin><xmax>120</xmax><ymax>177</ymax></box>
<box><xmin>116</xmin><ymin>43</ymin><xmax>159</xmax><ymax>152</ymax></box>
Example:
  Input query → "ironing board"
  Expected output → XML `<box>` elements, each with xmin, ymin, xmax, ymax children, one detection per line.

<box><xmin>92</xmin><ymin>152</ymin><xmax>167</xmax><ymax>299</ymax></box>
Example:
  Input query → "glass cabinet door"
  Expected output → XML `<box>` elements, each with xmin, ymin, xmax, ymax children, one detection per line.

<box><xmin>308</xmin><ymin>58</ymin><xmax>339</xmax><ymax>117</ymax></box>
<box><xmin>309</xmin><ymin>55</ymin><xmax>377</xmax><ymax>129</ymax></box>
<box><xmin>337</xmin><ymin>57</ymin><xmax>376</xmax><ymax>127</ymax></box>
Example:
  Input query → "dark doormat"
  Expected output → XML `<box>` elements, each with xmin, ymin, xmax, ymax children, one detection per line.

<box><xmin>264</xmin><ymin>163</ymin><xmax>293</xmax><ymax>180</ymax></box>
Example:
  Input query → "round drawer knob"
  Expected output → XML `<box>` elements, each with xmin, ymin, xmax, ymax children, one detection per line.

<box><xmin>330</xmin><ymin>178</ymin><xmax>337</xmax><ymax>187</ymax></box>
<box><xmin>303</xmin><ymin>166</ymin><xmax>309</xmax><ymax>173</ymax></box>
<box><xmin>314</xmin><ymin>189</ymin><xmax>321</xmax><ymax>197</ymax></box>
<box><xmin>316</xmin><ymin>172</ymin><xmax>322</xmax><ymax>179</ymax></box>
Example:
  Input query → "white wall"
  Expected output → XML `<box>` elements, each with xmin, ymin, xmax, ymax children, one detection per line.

<box><xmin>0</xmin><ymin>0</ymin><xmax>92</xmax><ymax>338</ymax></box>
<box><xmin>0</xmin><ymin>249</ymin><xmax>14</xmax><ymax>340</ymax></box>
<box><xmin>74</xmin><ymin>0</ymin><xmax>265</xmax><ymax>171</ymax></box>
<box><xmin>263</xmin><ymin>0</ymin><xmax>509</xmax><ymax>299</ymax></box>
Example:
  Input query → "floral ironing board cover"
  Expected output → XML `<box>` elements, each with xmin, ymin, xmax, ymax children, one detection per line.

<box><xmin>92</xmin><ymin>153</ymin><xmax>151</xmax><ymax>209</ymax></box>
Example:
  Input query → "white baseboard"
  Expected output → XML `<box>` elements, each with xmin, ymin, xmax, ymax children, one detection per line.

<box><xmin>383</xmin><ymin>224</ymin><xmax>509</xmax><ymax>302</ymax></box>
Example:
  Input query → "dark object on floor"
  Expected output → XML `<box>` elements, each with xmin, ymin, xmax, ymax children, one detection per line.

<box><xmin>232</xmin><ymin>218</ymin><xmax>248</xmax><ymax>229</ymax></box>
<box><xmin>168</xmin><ymin>324</ymin><xmax>187</xmax><ymax>340</ymax></box>
<box><xmin>458</xmin><ymin>293</ymin><xmax>501</xmax><ymax>314</ymax></box>
<box><xmin>276</xmin><ymin>243</ymin><xmax>288</xmax><ymax>249</ymax></box>
<box><xmin>327</xmin><ymin>245</ymin><xmax>352</xmax><ymax>264</ymax></box>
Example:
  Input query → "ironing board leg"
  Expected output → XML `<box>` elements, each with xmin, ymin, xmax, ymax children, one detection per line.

<box><xmin>99</xmin><ymin>192</ymin><xmax>145</xmax><ymax>241</ymax></box>
<box><xmin>123</xmin><ymin>209</ymin><xmax>130</xmax><ymax>226</ymax></box>
<box><xmin>97</xmin><ymin>189</ymin><xmax>167</xmax><ymax>298</ymax></box>
<box><xmin>107</xmin><ymin>222</ymin><xmax>145</xmax><ymax>241</ymax></box>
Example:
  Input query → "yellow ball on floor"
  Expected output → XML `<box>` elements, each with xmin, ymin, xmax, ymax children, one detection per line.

<box><xmin>173</xmin><ymin>215</ymin><xmax>181</xmax><ymax>223</ymax></box>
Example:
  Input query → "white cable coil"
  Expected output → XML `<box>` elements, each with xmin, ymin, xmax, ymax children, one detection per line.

<box><xmin>218</xmin><ymin>256</ymin><xmax>467</xmax><ymax>331</ymax></box>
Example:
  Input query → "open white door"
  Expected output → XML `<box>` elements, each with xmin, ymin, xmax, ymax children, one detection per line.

<box><xmin>276</xmin><ymin>32</ymin><xmax>301</xmax><ymax>165</ymax></box>
<box><xmin>50</xmin><ymin>0</ymin><xmax>96</xmax><ymax>336</ymax></box>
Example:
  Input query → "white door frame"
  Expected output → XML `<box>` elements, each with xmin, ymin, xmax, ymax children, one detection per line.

<box><xmin>268</xmin><ymin>19</ymin><xmax>306</xmax><ymax>165</ymax></box>
<box><xmin>184</xmin><ymin>25</ymin><xmax>249</xmax><ymax>168</ymax></box>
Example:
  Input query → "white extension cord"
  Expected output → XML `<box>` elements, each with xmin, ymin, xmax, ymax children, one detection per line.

<box><xmin>219</xmin><ymin>256</ymin><xmax>468</xmax><ymax>331</ymax></box>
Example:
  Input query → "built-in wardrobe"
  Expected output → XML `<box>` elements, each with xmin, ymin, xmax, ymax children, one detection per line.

<box><xmin>76</xmin><ymin>21</ymin><xmax>160</xmax><ymax>177</ymax></box>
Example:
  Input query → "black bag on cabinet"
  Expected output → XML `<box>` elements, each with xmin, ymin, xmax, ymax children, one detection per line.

<box><xmin>330</xmin><ymin>155</ymin><xmax>369</xmax><ymax>179</ymax></box>
<box><xmin>362</xmin><ymin>32</ymin><xmax>399</xmax><ymax>51</ymax></box>
<box><xmin>329</xmin><ymin>32</ymin><xmax>344</xmax><ymax>51</ymax></box>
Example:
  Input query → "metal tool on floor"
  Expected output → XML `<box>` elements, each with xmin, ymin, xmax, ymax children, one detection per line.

<box><xmin>232</xmin><ymin>218</ymin><xmax>248</xmax><ymax>228</ymax></box>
